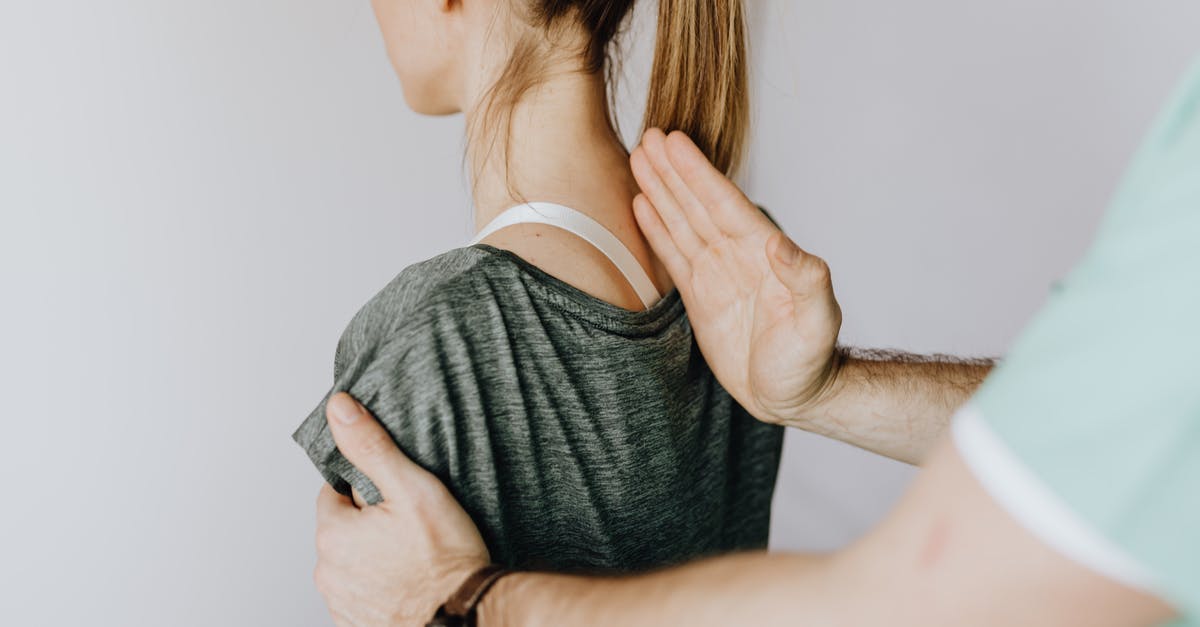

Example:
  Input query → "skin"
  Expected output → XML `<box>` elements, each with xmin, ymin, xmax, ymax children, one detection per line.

<box><xmin>312</xmin><ymin>130</ymin><xmax>1179</xmax><ymax>625</ymax></box>
<box><xmin>369</xmin><ymin>0</ymin><xmax>672</xmax><ymax>313</ymax></box>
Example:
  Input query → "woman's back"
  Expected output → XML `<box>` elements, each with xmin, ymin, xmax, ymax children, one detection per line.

<box><xmin>294</xmin><ymin>243</ymin><xmax>783</xmax><ymax>572</ymax></box>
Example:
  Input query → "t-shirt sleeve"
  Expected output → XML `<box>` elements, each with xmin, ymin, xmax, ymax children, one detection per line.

<box><xmin>953</xmin><ymin>60</ymin><xmax>1200</xmax><ymax>619</ymax></box>
<box><xmin>291</xmin><ymin>316</ymin><xmax>467</xmax><ymax>506</ymax></box>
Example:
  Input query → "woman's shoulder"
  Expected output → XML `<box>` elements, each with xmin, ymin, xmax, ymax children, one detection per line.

<box><xmin>333</xmin><ymin>247</ymin><xmax>513</xmax><ymax>362</ymax></box>
<box><xmin>375</xmin><ymin>246</ymin><xmax>497</xmax><ymax>314</ymax></box>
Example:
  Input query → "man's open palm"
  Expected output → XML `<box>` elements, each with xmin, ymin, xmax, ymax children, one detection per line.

<box><xmin>630</xmin><ymin>129</ymin><xmax>843</xmax><ymax>425</ymax></box>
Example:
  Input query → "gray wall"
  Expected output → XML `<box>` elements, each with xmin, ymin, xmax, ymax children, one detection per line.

<box><xmin>746</xmin><ymin>1</ymin><xmax>1199</xmax><ymax>551</ymax></box>
<box><xmin>1</xmin><ymin>1</ymin><xmax>1196</xmax><ymax>624</ymax></box>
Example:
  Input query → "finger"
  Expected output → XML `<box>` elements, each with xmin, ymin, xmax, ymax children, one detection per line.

<box><xmin>765</xmin><ymin>231</ymin><xmax>832</xmax><ymax>304</ymax></box>
<box><xmin>351</xmin><ymin>487</ymin><xmax>368</xmax><ymax>508</ymax></box>
<box><xmin>664</xmin><ymin>131</ymin><xmax>774</xmax><ymax>238</ymax></box>
<box><xmin>633</xmin><ymin>193</ymin><xmax>691</xmax><ymax>286</ymax></box>
<box><xmin>317</xmin><ymin>484</ymin><xmax>354</xmax><ymax>526</ymax></box>
<box><xmin>325</xmin><ymin>392</ymin><xmax>425</xmax><ymax>502</ymax></box>
<box><xmin>640</xmin><ymin>128</ymin><xmax>723</xmax><ymax>244</ymax></box>
<box><xmin>631</xmin><ymin>135</ymin><xmax>705</xmax><ymax>259</ymax></box>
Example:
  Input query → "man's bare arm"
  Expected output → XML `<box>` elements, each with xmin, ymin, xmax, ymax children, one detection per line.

<box><xmin>482</xmin><ymin>553</ymin><xmax>833</xmax><ymax>627</ymax></box>
<box><xmin>480</xmin><ymin>436</ymin><xmax>1172</xmax><ymax>627</ymax></box>
<box><xmin>792</xmin><ymin>348</ymin><xmax>994</xmax><ymax>464</ymax></box>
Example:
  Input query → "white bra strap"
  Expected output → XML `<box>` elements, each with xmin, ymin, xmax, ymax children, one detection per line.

<box><xmin>470</xmin><ymin>202</ymin><xmax>663</xmax><ymax>309</ymax></box>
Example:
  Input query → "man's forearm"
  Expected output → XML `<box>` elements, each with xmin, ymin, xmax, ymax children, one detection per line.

<box><xmin>479</xmin><ymin>552</ymin><xmax>832</xmax><ymax>627</ymax></box>
<box><xmin>478</xmin><ymin>436</ymin><xmax>1174</xmax><ymax>627</ymax></box>
<box><xmin>794</xmin><ymin>348</ymin><xmax>994</xmax><ymax>465</ymax></box>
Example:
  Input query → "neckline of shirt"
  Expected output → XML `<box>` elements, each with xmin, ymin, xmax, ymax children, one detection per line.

<box><xmin>467</xmin><ymin>243</ymin><xmax>685</xmax><ymax>337</ymax></box>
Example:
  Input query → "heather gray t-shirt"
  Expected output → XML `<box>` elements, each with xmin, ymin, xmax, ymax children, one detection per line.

<box><xmin>293</xmin><ymin>243</ymin><xmax>784</xmax><ymax>573</ymax></box>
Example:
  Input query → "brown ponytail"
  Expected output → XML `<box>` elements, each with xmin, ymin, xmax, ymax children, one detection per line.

<box><xmin>644</xmin><ymin>0</ymin><xmax>749</xmax><ymax>175</ymax></box>
<box><xmin>477</xmin><ymin>0</ymin><xmax>749</xmax><ymax>180</ymax></box>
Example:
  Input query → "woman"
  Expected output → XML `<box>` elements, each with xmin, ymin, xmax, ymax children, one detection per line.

<box><xmin>293</xmin><ymin>0</ymin><xmax>783</xmax><ymax>573</ymax></box>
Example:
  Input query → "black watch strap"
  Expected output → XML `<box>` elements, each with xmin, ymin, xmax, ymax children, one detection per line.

<box><xmin>426</xmin><ymin>565</ymin><xmax>511</xmax><ymax>627</ymax></box>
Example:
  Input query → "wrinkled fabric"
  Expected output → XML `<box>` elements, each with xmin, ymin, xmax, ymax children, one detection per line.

<box><xmin>293</xmin><ymin>243</ymin><xmax>783</xmax><ymax>573</ymax></box>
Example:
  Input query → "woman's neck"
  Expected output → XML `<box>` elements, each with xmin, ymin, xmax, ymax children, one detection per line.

<box><xmin>466</xmin><ymin>71</ymin><xmax>641</xmax><ymax>232</ymax></box>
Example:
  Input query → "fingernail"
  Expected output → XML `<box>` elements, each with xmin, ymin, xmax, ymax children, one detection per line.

<box><xmin>778</xmin><ymin>238</ymin><xmax>800</xmax><ymax>265</ymax></box>
<box><xmin>329</xmin><ymin>394</ymin><xmax>360</xmax><ymax>425</ymax></box>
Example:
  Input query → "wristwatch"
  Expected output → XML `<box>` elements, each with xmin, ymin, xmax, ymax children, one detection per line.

<box><xmin>426</xmin><ymin>565</ymin><xmax>512</xmax><ymax>627</ymax></box>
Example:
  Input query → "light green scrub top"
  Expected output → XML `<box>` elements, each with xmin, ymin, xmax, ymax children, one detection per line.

<box><xmin>953</xmin><ymin>57</ymin><xmax>1200</xmax><ymax>625</ymax></box>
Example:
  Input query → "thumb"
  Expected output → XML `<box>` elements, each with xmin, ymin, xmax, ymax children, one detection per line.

<box><xmin>326</xmin><ymin>392</ymin><xmax>426</xmax><ymax>503</ymax></box>
<box><xmin>765</xmin><ymin>231</ymin><xmax>832</xmax><ymax>304</ymax></box>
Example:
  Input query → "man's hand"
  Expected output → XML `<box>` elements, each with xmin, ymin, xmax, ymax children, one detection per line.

<box><xmin>631</xmin><ymin>129</ymin><xmax>992</xmax><ymax>464</ymax></box>
<box><xmin>314</xmin><ymin>392</ymin><xmax>490</xmax><ymax>627</ymax></box>
<box><xmin>630</xmin><ymin>128</ymin><xmax>843</xmax><ymax>426</ymax></box>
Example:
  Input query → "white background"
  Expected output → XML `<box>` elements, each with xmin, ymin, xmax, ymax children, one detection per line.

<box><xmin>1</xmin><ymin>1</ymin><xmax>1196</xmax><ymax>624</ymax></box>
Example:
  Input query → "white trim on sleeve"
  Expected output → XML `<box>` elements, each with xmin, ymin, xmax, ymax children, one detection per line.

<box><xmin>952</xmin><ymin>405</ymin><xmax>1161</xmax><ymax>594</ymax></box>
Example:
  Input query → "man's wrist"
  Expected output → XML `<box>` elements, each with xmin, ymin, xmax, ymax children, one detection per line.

<box><xmin>475</xmin><ymin>571</ymin><xmax>524</xmax><ymax>627</ymax></box>
<box><xmin>476</xmin><ymin>572</ymin><xmax>581</xmax><ymax>627</ymax></box>
<box><xmin>426</xmin><ymin>564</ymin><xmax>511</xmax><ymax>626</ymax></box>
<box><xmin>769</xmin><ymin>347</ymin><xmax>849</xmax><ymax>427</ymax></box>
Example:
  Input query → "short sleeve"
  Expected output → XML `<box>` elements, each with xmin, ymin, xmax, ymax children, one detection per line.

<box><xmin>954</xmin><ymin>59</ymin><xmax>1200</xmax><ymax>620</ymax></box>
<box><xmin>292</xmin><ymin>317</ymin><xmax>466</xmax><ymax>506</ymax></box>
